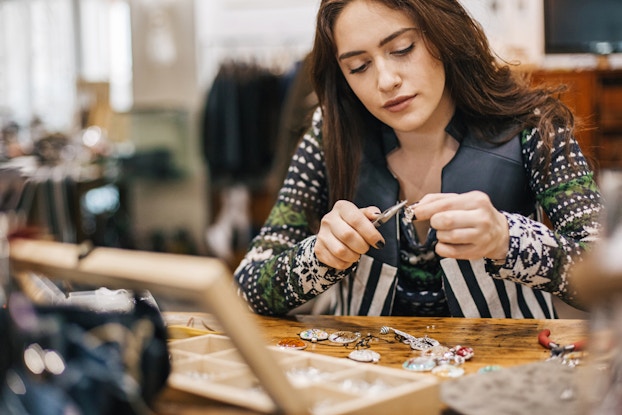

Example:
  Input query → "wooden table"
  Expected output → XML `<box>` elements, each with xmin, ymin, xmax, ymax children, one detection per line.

<box><xmin>5</xmin><ymin>239</ymin><xmax>595</xmax><ymax>414</ymax></box>
<box><xmin>155</xmin><ymin>313</ymin><xmax>588</xmax><ymax>414</ymax></box>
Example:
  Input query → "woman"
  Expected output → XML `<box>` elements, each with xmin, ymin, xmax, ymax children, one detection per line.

<box><xmin>234</xmin><ymin>0</ymin><xmax>602</xmax><ymax>318</ymax></box>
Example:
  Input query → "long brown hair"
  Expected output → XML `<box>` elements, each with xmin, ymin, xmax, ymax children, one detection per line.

<box><xmin>310</xmin><ymin>0</ymin><xmax>575</xmax><ymax>205</ymax></box>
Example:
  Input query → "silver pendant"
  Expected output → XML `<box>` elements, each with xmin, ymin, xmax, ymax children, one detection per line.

<box><xmin>299</xmin><ymin>328</ymin><xmax>329</xmax><ymax>342</ymax></box>
<box><xmin>348</xmin><ymin>349</ymin><xmax>380</xmax><ymax>363</ymax></box>
<box><xmin>328</xmin><ymin>331</ymin><xmax>361</xmax><ymax>344</ymax></box>
<box><xmin>379</xmin><ymin>326</ymin><xmax>439</xmax><ymax>351</ymax></box>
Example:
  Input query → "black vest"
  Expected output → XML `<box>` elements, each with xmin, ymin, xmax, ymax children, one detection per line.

<box><xmin>353</xmin><ymin>115</ymin><xmax>535</xmax><ymax>270</ymax></box>
<box><xmin>347</xmin><ymin>116</ymin><xmax>543</xmax><ymax>316</ymax></box>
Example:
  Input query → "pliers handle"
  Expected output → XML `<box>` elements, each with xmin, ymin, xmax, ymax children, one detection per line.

<box><xmin>538</xmin><ymin>328</ymin><xmax>586</xmax><ymax>356</ymax></box>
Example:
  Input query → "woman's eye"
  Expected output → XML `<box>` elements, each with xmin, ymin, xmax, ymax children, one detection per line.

<box><xmin>392</xmin><ymin>43</ymin><xmax>414</xmax><ymax>56</ymax></box>
<box><xmin>349</xmin><ymin>63</ymin><xmax>368</xmax><ymax>74</ymax></box>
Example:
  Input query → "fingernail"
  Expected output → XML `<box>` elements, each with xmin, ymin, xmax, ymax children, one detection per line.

<box><xmin>375</xmin><ymin>240</ymin><xmax>385</xmax><ymax>249</ymax></box>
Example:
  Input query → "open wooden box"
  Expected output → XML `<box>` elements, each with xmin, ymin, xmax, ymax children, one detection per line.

<box><xmin>8</xmin><ymin>238</ymin><xmax>439</xmax><ymax>414</ymax></box>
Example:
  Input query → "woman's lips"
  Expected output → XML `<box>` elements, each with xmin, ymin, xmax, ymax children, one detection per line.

<box><xmin>382</xmin><ymin>95</ymin><xmax>415</xmax><ymax>112</ymax></box>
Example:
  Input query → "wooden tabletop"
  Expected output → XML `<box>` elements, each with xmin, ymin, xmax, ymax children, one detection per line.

<box><xmin>155</xmin><ymin>313</ymin><xmax>588</xmax><ymax>414</ymax></box>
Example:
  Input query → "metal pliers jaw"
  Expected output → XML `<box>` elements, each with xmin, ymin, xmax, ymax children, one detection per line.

<box><xmin>372</xmin><ymin>200</ymin><xmax>408</xmax><ymax>228</ymax></box>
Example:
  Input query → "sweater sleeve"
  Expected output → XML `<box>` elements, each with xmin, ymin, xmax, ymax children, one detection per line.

<box><xmin>487</xmin><ymin>128</ymin><xmax>603</xmax><ymax>309</ymax></box>
<box><xmin>234</xmin><ymin>108</ymin><xmax>352</xmax><ymax>315</ymax></box>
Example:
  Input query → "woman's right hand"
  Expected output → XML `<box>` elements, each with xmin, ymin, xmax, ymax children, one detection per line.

<box><xmin>314</xmin><ymin>200</ymin><xmax>386</xmax><ymax>270</ymax></box>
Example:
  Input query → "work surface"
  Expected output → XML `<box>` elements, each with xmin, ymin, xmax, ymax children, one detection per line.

<box><xmin>155</xmin><ymin>313</ymin><xmax>588</xmax><ymax>414</ymax></box>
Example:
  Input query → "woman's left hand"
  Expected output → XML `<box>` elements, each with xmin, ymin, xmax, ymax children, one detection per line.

<box><xmin>410</xmin><ymin>191</ymin><xmax>509</xmax><ymax>261</ymax></box>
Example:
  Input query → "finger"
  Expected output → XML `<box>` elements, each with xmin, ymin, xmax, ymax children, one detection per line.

<box><xmin>435</xmin><ymin>227</ymin><xmax>480</xmax><ymax>246</ymax></box>
<box><xmin>411</xmin><ymin>193</ymin><xmax>459</xmax><ymax>220</ymax></box>
<box><xmin>416</xmin><ymin>191</ymin><xmax>494</xmax><ymax>221</ymax></box>
<box><xmin>429</xmin><ymin>209</ymin><xmax>481</xmax><ymax>231</ymax></box>
<box><xmin>334</xmin><ymin>205</ymin><xmax>385</xmax><ymax>250</ymax></box>
<box><xmin>360</xmin><ymin>206</ymin><xmax>386</xmax><ymax>248</ymax></box>
<box><xmin>318</xmin><ymin>207</ymin><xmax>370</xmax><ymax>257</ymax></box>
<box><xmin>435</xmin><ymin>241</ymin><xmax>479</xmax><ymax>260</ymax></box>
<box><xmin>316</xmin><ymin>248</ymin><xmax>358</xmax><ymax>270</ymax></box>
<box><xmin>315</xmin><ymin>232</ymin><xmax>361</xmax><ymax>268</ymax></box>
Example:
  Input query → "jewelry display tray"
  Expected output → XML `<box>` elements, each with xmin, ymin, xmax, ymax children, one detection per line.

<box><xmin>8</xmin><ymin>238</ymin><xmax>439</xmax><ymax>415</ymax></box>
<box><xmin>168</xmin><ymin>333</ymin><xmax>440</xmax><ymax>414</ymax></box>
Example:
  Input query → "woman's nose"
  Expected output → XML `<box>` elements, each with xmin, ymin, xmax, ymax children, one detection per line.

<box><xmin>377</xmin><ymin>61</ymin><xmax>401</xmax><ymax>92</ymax></box>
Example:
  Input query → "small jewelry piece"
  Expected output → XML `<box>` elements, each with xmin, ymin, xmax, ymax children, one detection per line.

<box><xmin>451</xmin><ymin>345</ymin><xmax>474</xmax><ymax>360</ymax></box>
<box><xmin>421</xmin><ymin>345</ymin><xmax>450</xmax><ymax>358</ymax></box>
<box><xmin>348</xmin><ymin>349</ymin><xmax>381</xmax><ymax>363</ymax></box>
<box><xmin>409</xmin><ymin>336</ymin><xmax>441</xmax><ymax>351</ymax></box>
<box><xmin>432</xmin><ymin>364</ymin><xmax>465</xmax><ymax>378</ymax></box>
<box><xmin>328</xmin><ymin>331</ymin><xmax>361</xmax><ymax>344</ymax></box>
<box><xmin>347</xmin><ymin>332</ymin><xmax>391</xmax><ymax>350</ymax></box>
<box><xmin>277</xmin><ymin>337</ymin><xmax>307</xmax><ymax>350</ymax></box>
<box><xmin>404</xmin><ymin>202</ymin><xmax>418</xmax><ymax>222</ymax></box>
<box><xmin>478</xmin><ymin>365</ymin><xmax>503</xmax><ymax>374</ymax></box>
<box><xmin>379</xmin><ymin>326</ymin><xmax>440</xmax><ymax>351</ymax></box>
<box><xmin>299</xmin><ymin>328</ymin><xmax>329</xmax><ymax>343</ymax></box>
<box><xmin>402</xmin><ymin>356</ymin><xmax>437</xmax><ymax>372</ymax></box>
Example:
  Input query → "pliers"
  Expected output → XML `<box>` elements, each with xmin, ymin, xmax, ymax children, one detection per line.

<box><xmin>538</xmin><ymin>328</ymin><xmax>586</xmax><ymax>358</ymax></box>
<box><xmin>372</xmin><ymin>200</ymin><xmax>408</xmax><ymax>228</ymax></box>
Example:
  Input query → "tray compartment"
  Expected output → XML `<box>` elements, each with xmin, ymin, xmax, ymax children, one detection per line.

<box><xmin>168</xmin><ymin>333</ymin><xmax>234</xmax><ymax>355</ymax></box>
<box><xmin>168</xmin><ymin>367</ymin><xmax>276</xmax><ymax>414</ymax></box>
<box><xmin>171</xmin><ymin>355</ymin><xmax>246</xmax><ymax>380</ymax></box>
<box><xmin>278</xmin><ymin>354</ymin><xmax>359</xmax><ymax>387</ymax></box>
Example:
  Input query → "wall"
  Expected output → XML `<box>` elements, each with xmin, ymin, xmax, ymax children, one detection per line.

<box><xmin>126</xmin><ymin>0</ymin><xmax>621</xmax><ymax>257</ymax></box>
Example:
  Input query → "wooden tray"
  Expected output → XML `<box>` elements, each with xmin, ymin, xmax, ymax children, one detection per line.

<box><xmin>168</xmin><ymin>334</ymin><xmax>439</xmax><ymax>414</ymax></box>
<box><xmin>8</xmin><ymin>238</ymin><xmax>439</xmax><ymax>414</ymax></box>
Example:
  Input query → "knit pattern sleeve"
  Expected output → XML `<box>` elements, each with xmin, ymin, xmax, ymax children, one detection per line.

<box><xmin>234</xmin><ymin>108</ymin><xmax>352</xmax><ymax>315</ymax></box>
<box><xmin>488</xmin><ymin>128</ymin><xmax>603</xmax><ymax>308</ymax></box>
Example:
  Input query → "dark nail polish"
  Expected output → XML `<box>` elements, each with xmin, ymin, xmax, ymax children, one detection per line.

<box><xmin>375</xmin><ymin>240</ymin><xmax>385</xmax><ymax>249</ymax></box>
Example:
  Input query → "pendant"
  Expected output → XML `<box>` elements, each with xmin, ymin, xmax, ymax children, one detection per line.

<box><xmin>277</xmin><ymin>337</ymin><xmax>307</xmax><ymax>350</ymax></box>
<box><xmin>348</xmin><ymin>349</ymin><xmax>381</xmax><ymax>363</ymax></box>
<box><xmin>299</xmin><ymin>328</ymin><xmax>329</xmax><ymax>342</ymax></box>
<box><xmin>431</xmin><ymin>363</ymin><xmax>465</xmax><ymax>378</ymax></box>
<box><xmin>403</xmin><ymin>356</ymin><xmax>437</xmax><ymax>372</ymax></box>
<box><xmin>328</xmin><ymin>331</ymin><xmax>362</xmax><ymax>344</ymax></box>
<box><xmin>379</xmin><ymin>326</ymin><xmax>440</xmax><ymax>351</ymax></box>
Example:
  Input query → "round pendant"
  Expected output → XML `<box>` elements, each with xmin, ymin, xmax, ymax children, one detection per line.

<box><xmin>299</xmin><ymin>328</ymin><xmax>329</xmax><ymax>342</ymax></box>
<box><xmin>348</xmin><ymin>349</ymin><xmax>381</xmax><ymax>363</ymax></box>
<box><xmin>402</xmin><ymin>356</ymin><xmax>437</xmax><ymax>372</ymax></box>
<box><xmin>431</xmin><ymin>363</ymin><xmax>464</xmax><ymax>378</ymax></box>
<box><xmin>277</xmin><ymin>337</ymin><xmax>307</xmax><ymax>350</ymax></box>
<box><xmin>409</xmin><ymin>336</ymin><xmax>440</xmax><ymax>351</ymax></box>
<box><xmin>328</xmin><ymin>331</ymin><xmax>361</xmax><ymax>344</ymax></box>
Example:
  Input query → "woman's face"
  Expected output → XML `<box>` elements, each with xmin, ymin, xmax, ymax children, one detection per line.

<box><xmin>334</xmin><ymin>0</ymin><xmax>454</xmax><ymax>135</ymax></box>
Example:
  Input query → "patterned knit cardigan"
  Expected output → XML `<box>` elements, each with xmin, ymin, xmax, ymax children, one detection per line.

<box><xmin>235</xmin><ymin>108</ymin><xmax>603</xmax><ymax>318</ymax></box>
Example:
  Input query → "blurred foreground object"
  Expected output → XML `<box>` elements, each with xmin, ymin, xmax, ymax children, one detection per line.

<box><xmin>574</xmin><ymin>169</ymin><xmax>622</xmax><ymax>414</ymax></box>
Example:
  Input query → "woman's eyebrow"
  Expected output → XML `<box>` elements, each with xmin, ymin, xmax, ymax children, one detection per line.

<box><xmin>338</xmin><ymin>27</ymin><xmax>418</xmax><ymax>61</ymax></box>
<box><xmin>379</xmin><ymin>27</ymin><xmax>417</xmax><ymax>47</ymax></box>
